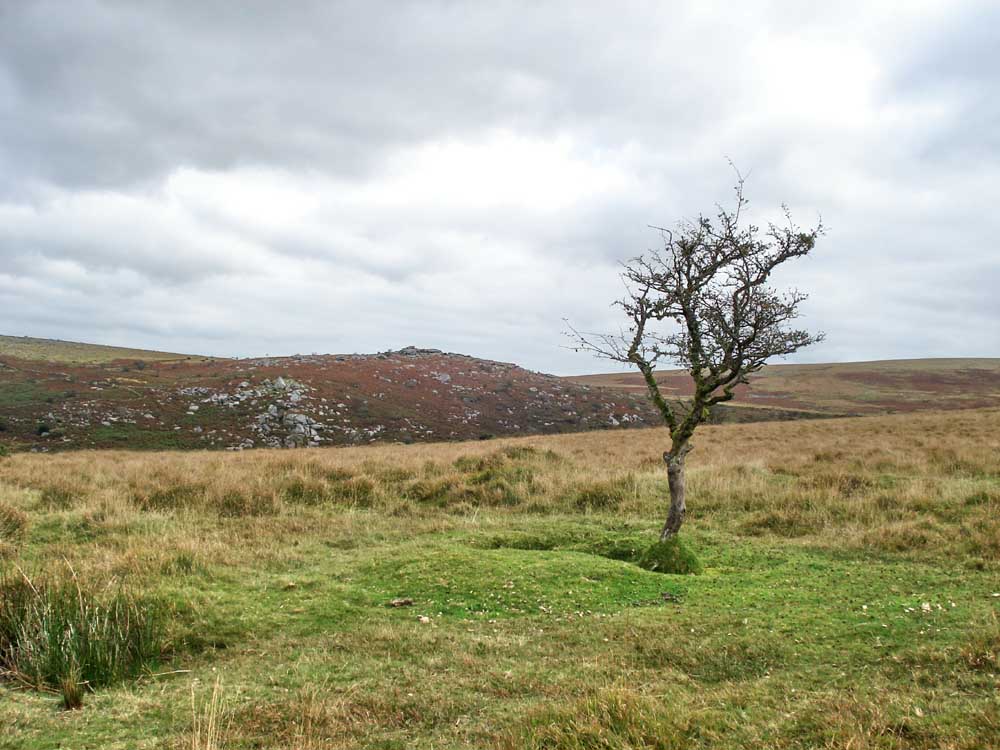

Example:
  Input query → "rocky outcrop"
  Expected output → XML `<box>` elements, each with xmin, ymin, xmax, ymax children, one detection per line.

<box><xmin>244</xmin><ymin>378</ymin><xmax>326</xmax><ymax>448</ymax></box>
<box><xmin>394</xmin><ymin>346</ymin><xmax>444</xmax><ymax>356</ymax></box>
<box><xmin>0</xmin><ymin>347</ymin><xmax>671</xmax><ymax>452</ymax></box>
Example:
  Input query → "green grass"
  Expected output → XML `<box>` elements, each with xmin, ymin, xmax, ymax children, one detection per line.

<box><xmin>0</xmin><ymin>383</ymin><xmax>50</xmax><ymax>408</ymax></box>
<box><xmin>1</xmin><ymin>412</ymin><xmax>999</xmax><ymax>747</ymax></box>
<box><xmin>87</xmin><ymin>425</ymin><xmax>191</xmax><ymax>450</ymax></box>
<box><xmin>2</xmin><ymin>520</ymin><xmax>996</xmax><ymax>748</ymax></box>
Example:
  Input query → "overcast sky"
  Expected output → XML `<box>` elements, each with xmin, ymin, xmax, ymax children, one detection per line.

<box><xmin>1</xmin><ymin>1</ymin><xmax>997</xmax><ymax>374</ymax></box>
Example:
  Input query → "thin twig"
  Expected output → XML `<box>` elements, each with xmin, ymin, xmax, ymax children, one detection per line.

<box><xmin>148</xmin><ymin>669</ymin><xmax>192</xmax><ymax>678</ymax></box>
<box><xmin>12</xmin><ymin>563</ymin><xmax>38</xmax><ymax>596</ymax></box>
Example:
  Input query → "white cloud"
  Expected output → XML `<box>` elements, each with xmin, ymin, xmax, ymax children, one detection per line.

<box><xmin>0</xmin><ymin>0</ymin><xmax>997</xmax><ymax>373</ymax></box>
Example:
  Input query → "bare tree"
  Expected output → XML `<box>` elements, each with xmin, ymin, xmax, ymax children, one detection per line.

<box><xmin>568</xmin><ymin>175</ymin><xmax>824</xmax><ymax>541</ymax></box>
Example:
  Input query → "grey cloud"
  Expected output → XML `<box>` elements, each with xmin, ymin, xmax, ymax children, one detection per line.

<box><xmin>0</xmin><ymin>1</ymin><xmax>998</xmax><ymax>374</ymax></box>
<box><xmin>0</xmin><ymin>1</ymin><xmax>790</xmax><ymax>189</ymax></box>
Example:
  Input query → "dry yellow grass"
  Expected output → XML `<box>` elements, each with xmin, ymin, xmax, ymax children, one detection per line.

<box><xmin>2</xmin><ymin>408</ymin><xmax>999</xmax><ymax>749</ymax></box>
<box><xmin>3</xmin><ymin>407</ymin><xmax>998</xmax><ymax>569</ymax></box>
<box><xmin>0</xmin><ymin>334</ymin><xmax>197</xmax><ymax>364</ymax></box>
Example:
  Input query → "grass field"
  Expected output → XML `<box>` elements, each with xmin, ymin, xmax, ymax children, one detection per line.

<box><xmin>0</xmin><ymin>335</ymin><xmax>197</xmax><ymax>364</ymax></box>
<box><xmin>1</xmin><ymin>409</ymin><xmax>999</xmax><ymax>748</ymax></box>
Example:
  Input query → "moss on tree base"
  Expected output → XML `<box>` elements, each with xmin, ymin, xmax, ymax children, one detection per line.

<box><xmin>638</xmin><ymin>537</ymin><xmax>702</xmax><ymax>575</ymax></box>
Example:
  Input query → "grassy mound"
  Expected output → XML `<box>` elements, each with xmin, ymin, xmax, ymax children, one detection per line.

<box><xmin>359</xmin><ymin>542</ymin><xmax>676</xmax><ymax>617</ymax></box>
<box><xmin>637</xmin><ymin>537</ymin><xmax>702</xmax><ymax>575</ymax></box>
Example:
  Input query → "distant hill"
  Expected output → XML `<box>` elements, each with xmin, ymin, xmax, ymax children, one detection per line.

<box><xmin>0</xmin><ymin>334</ymin><xmax>198</xmax><ymax>364</ymax></box>
<box><xmin>4</xmin><ymin>336</ymin><xmax>995</xmax><ymax>453</ymax></box>
<box><xmin>0</xmin><ymin>341</ymin><xmax>694</xmax><ymax>452</ymax></box>
<box><xmin>565</xmin><ymin>358</ymin><xmax>1000</xmax><ymax>415</ymax></box>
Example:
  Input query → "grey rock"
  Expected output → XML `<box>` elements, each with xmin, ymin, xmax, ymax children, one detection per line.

<box><xmin>396</xmin><ymin>346</ymin><xmax>443</xmax><ymax>356</ymax></box>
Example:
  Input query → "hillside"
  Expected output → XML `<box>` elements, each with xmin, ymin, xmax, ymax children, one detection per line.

<box><xmin>0</xmin><ymin>334</ymin><xmax>198</xmax><ymax>364</ymax></box>
<box><xmin>567</xmin><ymin>358</ymin><xmax>1000</xmax><ymax>415</ymax></box>
<box><xmin>0</xmin><ymin>342</ymin><xmax>687</xmax><ymax>452</ymax></box>
<box><xmin>5</xmin><ymin>336</ymin><xmax>999</xmax><ymax>453</ymax></box>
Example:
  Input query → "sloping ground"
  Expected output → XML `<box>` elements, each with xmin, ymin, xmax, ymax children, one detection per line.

<box><xmin>566</xmin><ymin>358</ymin><xmax>1000</xmax><ymax>415</ymax></box>
<box><xmin>0</xmin><ymin>342</ymin><xmax>818</xmax><ymax>453</ymax></box>
<box><xmin>0</xmin><ymin>345</ymin><xmax>683</xmax><ymax>452</ymax></box>
<box><xmin>0</xmin><ymin>334</ymin><xmax>198</xmax><ymax>364</ymax></box>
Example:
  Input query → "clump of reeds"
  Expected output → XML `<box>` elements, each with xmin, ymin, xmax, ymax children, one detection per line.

<box><xmin>0</xmin><ymin>565</ymin><xmax>167</xmax><ymax>705</ymax></box>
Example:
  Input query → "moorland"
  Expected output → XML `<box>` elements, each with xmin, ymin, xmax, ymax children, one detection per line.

<box><xmin>4</xmin><ymin>335</ymin><xmax>1000</xmax><ymax>455</ymax></box>
<box><xmin>2</xmin><ymin>403</ymin><xmax>999</xmax><ymax>748</ymax></box>
<box><xmin>568</xmin><ymin>357</ymin><xmax>1000</xmax><ymax>415</ymax></box>
<box><xmin>0</xmin><ymin>335</ymin><xmax>826</xmax><ymax>454</ymax></box>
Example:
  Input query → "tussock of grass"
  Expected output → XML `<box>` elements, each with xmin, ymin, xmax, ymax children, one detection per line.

<box><xmin>863</xmin><ymin>518</ymin><xmax>945</xmax><ymax>552</ymax></box>
<box><xmin>59</xmin><ymin>666</ymin><xmax>84</xmax><ymax>710</ymax></box>
<box><xmin>218</xmin><ymin>489</ymin><xmax>278</xmax><ymax>517</ymax></box>
<box><xmin>965</xmin><ymin>489</ymin><xmax>999</xmax><ymax>506</ymax></box>
<box><xmin>465</xmin><ymin>467</ymin><xmax>535</xmax><ymax>507</ymax></box>
<box><xmin>500</xmin><ymin>688</ymin><xmax>688</xmax><ymax>750</ymax></box>
<box><xmin>281</xmin><ymin>477</ymin><xmax>329</xmax><ymax>505</ymax></box>
<box><xmin>0</xmin><ymin>502</ymin><xmax>28</xmax><ymax>560</ymax></box>
<box><xmin>160</xmin><ymin>550</ymin><xmax>204</xmax><ymax>576</ymax></box>
<box><xmin>327</xmin><ymin>477</ymin><xmax>377</xmax><ymax>506</ymax></box>
<box><xmin>0</xmin><ymin>502</ymin><xmax>27</xmax><ymax>544</ymax></box>
<box><xmin>785</xmin><ymin>692</ymin><xmax>942</xmax><ymax>749</ymax></box>
<box><xmin>0</xmin><ymin>569</ymin><xmax>167</xmax><ymax>692</ymax></box>
<box><xmin>406</xmin><ymin>476</ymin><xmax>463</xmax><ymax>507</ymax></box>
<box><xmin>453</xmin><ymin>447</ymin><xmax>521</xmax><ymax>472</ymax></box>
<box><xmin>404</xmin><ymin>448</ymin><xmax>546</xmax><ymax>508</ymax></box>
<box><xmin>740</xmin><ymin>508</ymin><xmax>818</xmax><ymax>537</ymax></box>
<box><xmin>134</xmin><ymin>482</ymin><xmax>206</xmax><ymax>511</ymax></box>
<box><xmin>632</xmin><ymin>631</ymin><xmax>784</xmax><ymax>682</ymax></box>
<box><xmin>567</xmin><ymin>475</ymin><xmax>640</xmax><ymax>511</ymax></box>
<box><xmin>38</xmin><ymin>485</ymin><xmax>76</xmax><ymax>510</ymax></box>
<box><xmin>962</xmin><ymin>614</ymin><xmax>1000</xmax><ymax>672</ymax></box>
<box><xmin>280</xmin><ymin>474</ymin><xmax>377</xmax><ymax>507</ymax></box>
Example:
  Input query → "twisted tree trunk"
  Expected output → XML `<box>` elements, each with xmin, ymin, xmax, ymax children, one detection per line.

<box><xmin>660</xmin><ymin>447</ymin><xmax>688</xmax><ymax>540</ymax></box>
